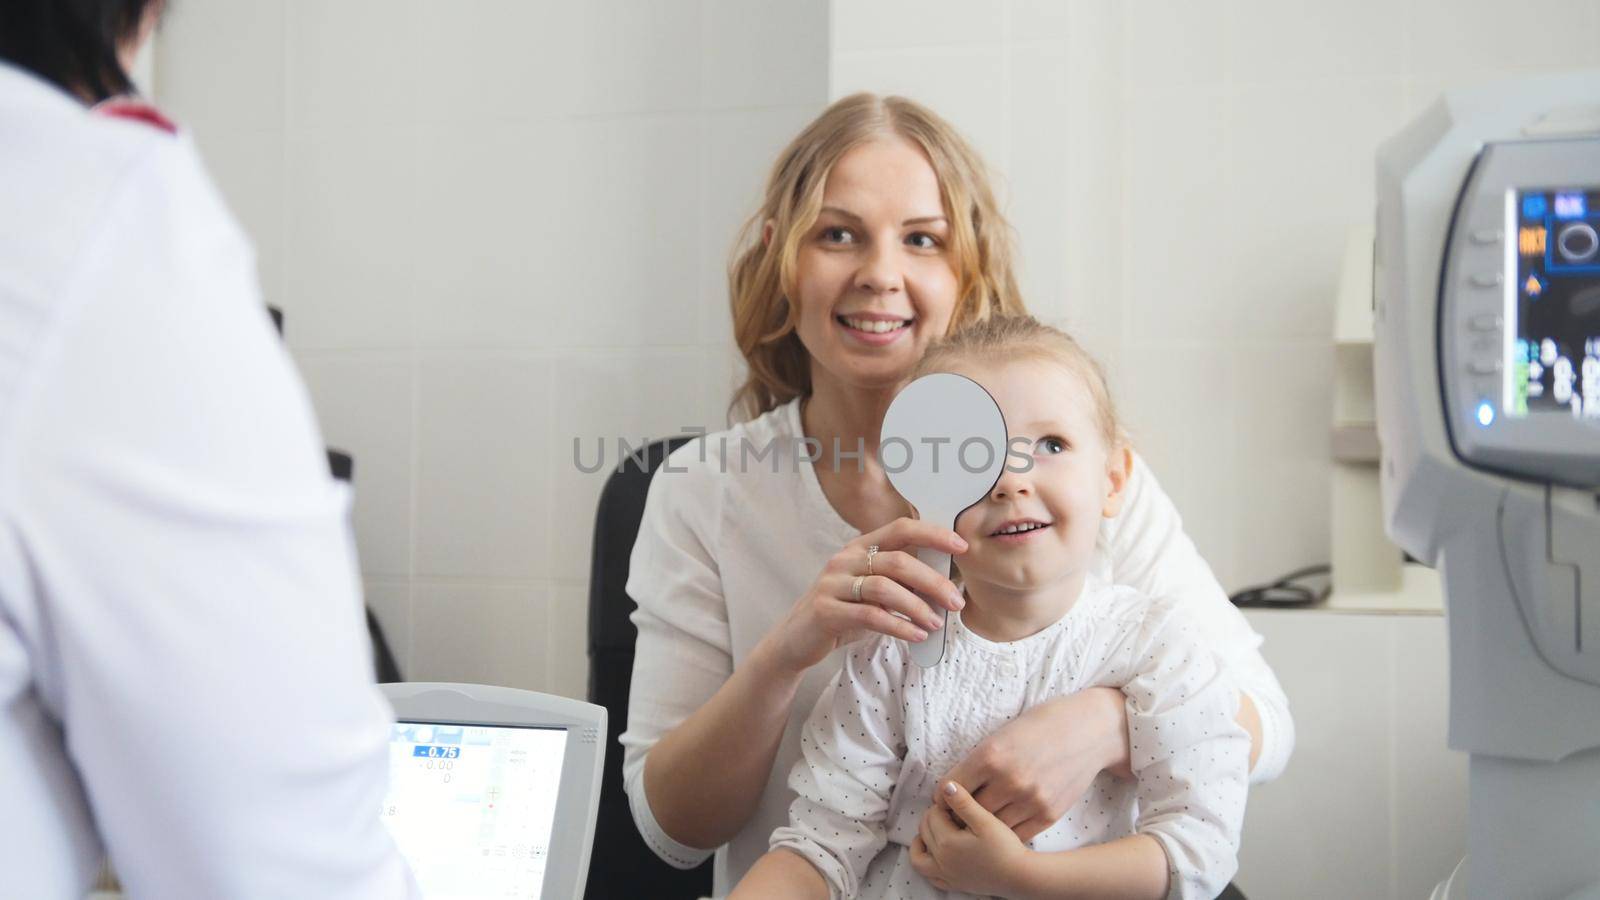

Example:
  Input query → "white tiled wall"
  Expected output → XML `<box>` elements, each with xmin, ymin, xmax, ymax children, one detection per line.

<box><xmin>155</xmin><ymin>0</ymin><xmax>829</xmax><ymax>695</ymax></box>
<box><xmin>829</xmin><ymin>0</ymin><xmax>1600</xmax><ymax>592</ymax></box>
<box><xmin>154</xmin><ymin>3</ymin><xmax>1594</xmax><ymax>889</ymax></box>
<box><xmin>1242</xmin><ymin>609</ymin><xmax>1466</xmax><ymax>899</ymax></box>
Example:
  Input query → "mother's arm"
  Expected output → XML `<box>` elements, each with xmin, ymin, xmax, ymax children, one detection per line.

<box><xmin>632</xmin><ymin>623</ymin><xmax>808</xmax><ymax>856</ymax></box>
<box><xmin>1102</xmin><ymin>451</ymin><xmax>1294</xmax><ymax>782</ymax></box>
<box><xmin>619</xmin><ymin>447</ymin><xmax>803</xmax><ymax>863</ymax></box>
<box><xmin>621</xmin><ymin>448</ymin><xmax>966</xmax><ymax>861</ymax></box>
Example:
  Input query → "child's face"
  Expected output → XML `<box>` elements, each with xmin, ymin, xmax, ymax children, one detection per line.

<box><xmin>947</xmin><ymin>356</ymin><xmax>1130</xmax><ymax>595</ymax></box>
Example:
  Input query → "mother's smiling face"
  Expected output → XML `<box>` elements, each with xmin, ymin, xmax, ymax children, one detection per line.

<box><xmin>790</xmin><ymin>135</ymin><xmax>961</xmax><ymax>395</ymax></box>
<box><xmin>728</xmin><ymin>94</ymin><xmax>1022</xmax><ymax>421</ymax></box>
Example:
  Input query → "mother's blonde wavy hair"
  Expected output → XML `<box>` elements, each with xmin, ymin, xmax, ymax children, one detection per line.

<box><xmin>727</xmin><ymin>93</ymin><xmax>1026</xmax><ymax>422</ymax></box>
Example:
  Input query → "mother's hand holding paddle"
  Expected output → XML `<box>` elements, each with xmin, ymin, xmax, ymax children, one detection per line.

<box><xmin>765</xmin><ymin>520</ymin><xmax>969</xmax><ymax>676</ymax></box>
<box><xmin>767</xmin><ymin>373</ymin><xmax>1009</xmax><ymax>674</ymax></box>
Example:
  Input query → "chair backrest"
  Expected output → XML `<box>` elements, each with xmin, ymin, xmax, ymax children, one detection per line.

<box><xmin>584</xmin><ymin>436</ymin><xmax>709</xmax><ymax>900</ymax></box>
<box><xmin>273</xmin><ymin>304</ymin><xmax>400</xmax><ymax>686</ymax></box>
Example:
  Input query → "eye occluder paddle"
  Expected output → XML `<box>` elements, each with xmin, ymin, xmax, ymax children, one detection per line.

<box><xmin>880</xmin><ymin>373</ymin><xmax>1008</xmax><ymax>667</ymax></box>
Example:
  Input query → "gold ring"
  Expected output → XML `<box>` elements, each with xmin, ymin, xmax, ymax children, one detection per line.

<box><xmin>851</xmin><ymin>575</ymin><xmax>866</xmax><ymax>602</ymax></box>
<box><xmin>866</xmin><ymin>544</ymin><xmax>879</xmax><ymax>576</ymax></box>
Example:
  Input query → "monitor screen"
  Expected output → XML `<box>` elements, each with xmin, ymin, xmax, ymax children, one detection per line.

<box><xmin>382</xmin><ymin>721</ymin><xmax>568</xmax><ymax>900</ymax></box>
<box><xmin>1505</xmin><ymin>186</ymin><xmax>1600</xmax><ymax>421</ymax></box>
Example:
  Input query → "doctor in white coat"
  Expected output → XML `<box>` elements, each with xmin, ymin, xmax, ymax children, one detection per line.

<box><xmin>0</xmin><ymin>2</ymin><xmax>419</xmax><ymax>897</ymax></box>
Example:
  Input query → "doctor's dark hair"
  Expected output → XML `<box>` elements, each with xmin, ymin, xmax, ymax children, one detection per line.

<box><xmin>0</xmin><ymin>0</ymin><xmax>162</xmax><ymax>103</ymax></box>
<box><xmin>912</xmin><ymin>314</ymin><xmax>1127</xmax><ymax>452</ymax></box>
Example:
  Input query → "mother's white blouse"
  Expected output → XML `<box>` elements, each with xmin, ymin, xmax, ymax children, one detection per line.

<box><xmin>621</xmin><ymin>397</ymin><xmax>1293</xmax><ymax>895</ymax></box>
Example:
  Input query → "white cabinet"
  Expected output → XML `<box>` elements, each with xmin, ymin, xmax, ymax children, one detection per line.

<box><xmin>1236</xmin><ymin>609</ymin><xmax>1466</xmax><ymax>899</ymax></box>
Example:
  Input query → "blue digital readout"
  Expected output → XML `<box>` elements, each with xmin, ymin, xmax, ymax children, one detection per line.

<box><xmin>1512</xmin><ymin>187</ymin><xmax>1600</xmax><ymax>420</ymax></box>
<box><xmin>1554</xmin><ymin>193</ymin><xmax>1586</xmax><ymax>219</ymax></box>
<box><xmin>412</xmin><ymin>745</ymin><xmax>461</xmax><ymax>759</ymax></box>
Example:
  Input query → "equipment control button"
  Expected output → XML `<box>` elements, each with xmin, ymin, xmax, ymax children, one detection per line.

<box><xmin>1557</xmin><ymin>222</ymin><xmax>1598</xmax><ymax>264</ymax></box>
<box><xmin>1468</xmin><ymin>313</ymin><xmax>1504</xmax><ymax>331</ymax></box>
<box><xmin>1469</xmin><ymin>272</ymin><xmax>1503</xmax><ymax>288</ymax></box>
<box><xmin>1468</xmin><ymin>359</ymin><xmax>1502</xmax><ymax>375</ymax></box>
<box><xmin>1470</xmin><ymin>229</ymin><xmax>1504</xmax><ymax>245</ymax></box>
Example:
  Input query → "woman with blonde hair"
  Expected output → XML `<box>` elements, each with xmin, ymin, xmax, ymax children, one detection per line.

<box><xmin>621</xmin><ymin>92</ymin><xmax>1292</xmax><ymax>894</ymax></box>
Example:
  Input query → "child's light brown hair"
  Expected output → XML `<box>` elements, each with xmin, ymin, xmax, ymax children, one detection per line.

<box><xmin>912</xmin><ymin>314</ymin><xmax>1127</xmax><ymax>452</ymax></box>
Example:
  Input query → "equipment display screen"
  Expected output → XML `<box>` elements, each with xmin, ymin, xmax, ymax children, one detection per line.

<box><xmin>381</xmin><ymin>721</ymin><xmax>567</xmax><ymax>900</ymax></box>
<box><xmin>1506</xmin><ymin>186</ymin><xmax>1600</xmax><ymax>421</ymax></box>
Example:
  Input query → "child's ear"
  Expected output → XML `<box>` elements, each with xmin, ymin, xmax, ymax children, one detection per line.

<box><xmin>1100</xmin><ymin>444</ymin><xmax>1134</xmax><ymax>518</ymax></box>
<box><xmin>761</xmin><ymin>219</ymin><xmax>776</xmax><ymax>248</ymax></box>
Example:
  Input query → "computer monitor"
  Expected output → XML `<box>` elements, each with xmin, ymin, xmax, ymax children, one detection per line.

<box><xmin>379</xmin><ymin>683</ymin><xmax>606</xmax><ymax>900</ymax></box>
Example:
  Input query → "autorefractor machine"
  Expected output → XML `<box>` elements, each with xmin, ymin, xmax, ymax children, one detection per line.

<box><xmin>1374</xmin><ymin>72</ymin><xmax>1600</xmax><ymax>898</ymax></box>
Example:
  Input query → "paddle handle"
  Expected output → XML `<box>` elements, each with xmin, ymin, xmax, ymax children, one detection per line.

<box><xmin>908</xmin><ymin>545</ymin><xmax>953</xmax><ymax>668</ymax></box>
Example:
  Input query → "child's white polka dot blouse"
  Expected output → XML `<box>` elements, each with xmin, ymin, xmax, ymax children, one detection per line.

<box><xmin>769</xmin><ymin>576</ymin><xmax>1251</xmax><ymax>900</ymax></box>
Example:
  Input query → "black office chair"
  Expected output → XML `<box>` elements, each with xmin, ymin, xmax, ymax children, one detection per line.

<box><xmin>580</xmin><ymin>435</ymin><xmax>1250</xmax><ymax>900</ymax></box>
<box><xmin>585</xmin><ymin>436</ymin><xmax>708</xmax><ymax>900</ymax></box>
<box><xmin>269</xmin><ymin>305</ymin><xmax>403</xmax><ymax>685</ymax></box>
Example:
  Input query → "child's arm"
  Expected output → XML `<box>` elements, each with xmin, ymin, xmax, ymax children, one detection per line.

<box><xmin>1119</xmin><ymin>601</ymin><xmax>1252</xmax><ymax>899</ymax></box>
<box><xmin>1008</xmin><ymin>835</ymin><xmax>1171</xmax><ymax>900</ymax></box>
<box><xmin>745</xmin><ymin>638</ymin><xmax>909</xmax><ymax>899</ymax></box>
<box><xmin>729</xmin><ymin>849</ymin><xmax>831</xmax><ymax>900</ymax></box>
<box><xmin>911</xmin><ymin>781</ymin><xmax>1170</xmax><ymax>899</ymax></box>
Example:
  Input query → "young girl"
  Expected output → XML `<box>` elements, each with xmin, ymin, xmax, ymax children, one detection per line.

<box><xmin>730</xmin><ymin>315</ymin><xmax>1250</xmax><ymax>900</ymax></box>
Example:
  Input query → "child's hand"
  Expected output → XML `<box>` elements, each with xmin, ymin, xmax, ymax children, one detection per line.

<box><xmin>941</xmin><ymin>687</ymin><xmax>1131</xmax><ymax>841</ymax></box>
<box><xmin>909</xmin><ymin>781</ymin><xmax>1030</xmax><ymax>896</ymax></box>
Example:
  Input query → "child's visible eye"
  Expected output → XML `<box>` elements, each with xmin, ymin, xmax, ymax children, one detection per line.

<box><xmin>1037</xmin><ymin>436</ymin><xmax>1069</xmax><ymax>455</ymax></box>
<box><xmin>905</xmin><ymin>232</ymin><xmax>942</xmax><ymax>251</ymax></box>
<box><xmin>820</xmin><ymin>226</ymin><xmax>857</xmax><ymax>245</ymax></box>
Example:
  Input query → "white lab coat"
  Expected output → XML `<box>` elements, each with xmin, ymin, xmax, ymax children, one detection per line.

<box><xmin>0</xmin><ymin>63</ymin><xmax>418</xmax><ymax>898</ymax></box>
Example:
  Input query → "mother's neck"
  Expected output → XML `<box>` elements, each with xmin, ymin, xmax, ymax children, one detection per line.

<box><xmin>799</xmin><ymin>368</ymin><xmax>915</xmax><ymax>534</ymax></box>
<box><xmin>800</xmin><ymin>367</ymin><xmax>902</xmax><ymax>458</ymax></box>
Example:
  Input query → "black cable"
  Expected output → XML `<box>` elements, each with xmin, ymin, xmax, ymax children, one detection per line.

<box><xmin>1229</xmin><ymin>563</ymin><xmax>1331</xmax><ymax>608</ymax></box>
